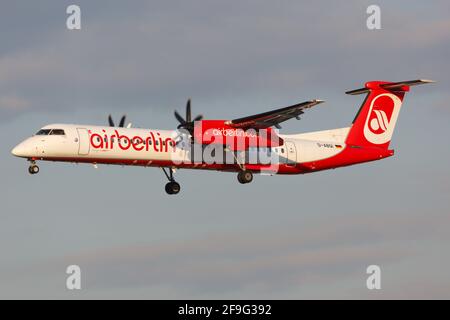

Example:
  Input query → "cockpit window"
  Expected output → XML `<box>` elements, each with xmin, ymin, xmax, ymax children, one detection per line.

<box><xmin>50</xmin><ymin>129</ymin><xmax>65</xmax><ymax>135</ymax></box>
<box><xmin>35</xmin><ymin>129</ymin><xmax>51</xmax><ymax>135</ymax></box>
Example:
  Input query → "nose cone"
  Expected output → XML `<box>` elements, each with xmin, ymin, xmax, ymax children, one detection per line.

<box><xmin>11</xmin><ymin>142</ymin><xmax>30</xmax><ymax>158</ymax></box>
<box><xmin>12</xmin><ymin>144</ymin><xmax>24</xmax><ymax>157</ymax></box>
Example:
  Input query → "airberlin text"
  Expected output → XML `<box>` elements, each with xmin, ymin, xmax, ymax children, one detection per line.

<box><xmin>89</xmin><ymin>129</ymin><xmax>175</xmax><ymax>153</ymax></box>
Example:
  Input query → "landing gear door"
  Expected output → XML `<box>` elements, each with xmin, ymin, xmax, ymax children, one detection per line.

<box><xmin>77</xmin><ymin>128</ymin><xmax>90</xmax><ymax>156</ymax></box>
<box><xmin>285</xmin><ymin>141</ymin><xmax>297</xmax><ymax>166</ymax></box>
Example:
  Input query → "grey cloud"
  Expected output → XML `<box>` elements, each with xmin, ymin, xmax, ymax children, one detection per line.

<box><xmin>0</xmin><ymin>94</ymin><xmax>31</xmax><ymax>110</ymax></box>
<box><xmin>37</xmin><ymin>212</ymin><xmax>446</xmax><ymax>298</ymax></box>
<box><xmin>1</xmin><ymin>0</ymin><xmax>448</xmax><ymax>122</ymax></box>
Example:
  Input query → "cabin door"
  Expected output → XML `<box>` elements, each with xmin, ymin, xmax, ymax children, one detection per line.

<box><xmin>77</xmin><ymin>128</ymin><xmax>90</xmax><ymax>156</ymax></box>
<box><xmin>285</xmin><ymin>141</ymin><xmax>297</xmax><ymax>166</ymax></box>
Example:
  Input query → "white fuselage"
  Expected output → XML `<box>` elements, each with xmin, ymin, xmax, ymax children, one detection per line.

<box><xmin>12</xmin><ymin>124</ymin><xmax>350</xmax><ymax>173</ymax></box>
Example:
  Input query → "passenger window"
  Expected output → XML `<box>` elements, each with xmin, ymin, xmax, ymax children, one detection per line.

<box><xmin>35</xmin><ymin>129</ymin><xmax>51</xmax><ymax>135</ymax></box>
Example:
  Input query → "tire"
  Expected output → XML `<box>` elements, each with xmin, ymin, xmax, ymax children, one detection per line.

<box><xmin>237</xmin><ymin>170</ymin><xmax>253</xmax><ymax>184</ymax></box>
<box><xmin>170</xmin><ymin>182</ymin><xmax>181</xmax><ymax>194</ymax></box>
<box><xmin>29</xmin><ymin>165</ymin><xmax>39</xmax><ymax>175</ymax></box>
<box><xmin>165</xmin><ymin>182</ymin><xmax>174</xmax><ymax>194</ymax></box>
<box><xmin>237</xmin><ymin>172</ymin><xmax>245</xmax><ymax>184</ymax></box>
<box><xmin>165</xmin><ymin>182</ymin><xmax>181</xmax><ymax>195</ymax></box>
<box><xmin>242</xmin><ymin>170</ymin><xmax>253</xmax><ymax>183</ymax></box>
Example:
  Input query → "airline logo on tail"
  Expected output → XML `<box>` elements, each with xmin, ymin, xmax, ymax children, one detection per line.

<box><xmin>363</xmin><ymin>93</ymin><xmax>402</xmax><ymax>145</ymax></box>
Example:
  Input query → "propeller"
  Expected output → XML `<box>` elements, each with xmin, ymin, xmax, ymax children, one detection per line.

<box><xmin>108</xmin><ymin>114</ymin><xmax>127</xmax><ymax>127</ymax></box>
<box><xmin>174</xmin><ymin>99</ymin><xmax>203</xmax><ymax>135</ymax></box>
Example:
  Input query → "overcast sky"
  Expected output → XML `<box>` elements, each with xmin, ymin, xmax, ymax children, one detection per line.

<box><xmin>0</xmin><ymin>0</ymin><xmax>449</xmax><ymax>299</ymax></box>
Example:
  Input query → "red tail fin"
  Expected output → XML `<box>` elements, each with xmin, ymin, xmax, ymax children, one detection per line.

<box><xmin>345</xmin><ymin>79</ymin><xmax>434</xmax><ymax>149</ymax></box>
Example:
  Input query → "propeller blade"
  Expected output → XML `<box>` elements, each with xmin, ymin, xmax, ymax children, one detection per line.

<box><xmin>108</xmin><ymin>115</ymin><xmax>115</xmax><ymax>127</ymax></box>
<box><xmin>193</xmin><ymin>114</ymin><xmax>203</xmax><ymax>122</ymax></box>
<box><xmin>119</xmin><ymin>115</ymin><xmax>127</xmax><ymax>128</ymax></box>
<box><xmin>119</xmin><ymin>115</ymin><xmax>126</xmax><ymax>127</ymax></box>
<box><xmin>174</xmin><ymin>110</ymin><xmax>186</xmax><ymax>125</ymax></box>
<box><xmin>174</xmin><ymin>99</ymin><xmax>202</xmax><ymax>136</ymax></box>
<box><xmin>186</xmin><ymin>99</ymin><xmax>191</xmax><ymax>123</ymax></box>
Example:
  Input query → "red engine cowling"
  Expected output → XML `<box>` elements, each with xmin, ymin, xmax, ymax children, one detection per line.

<box><xmin>193</xmin><ymin>120</ymin><xmax>283</xmax><ymax>151</ymax></box>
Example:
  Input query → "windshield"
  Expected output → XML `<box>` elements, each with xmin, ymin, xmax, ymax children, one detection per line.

<box><xmin>35</xmin><ymin>129</ymin><xmax>65</xmax><ymax>136</ymax></box>
<box><xmin>35</xmin><ymin>129</ymin><xmax>51</xmax><ymax>135</ymax></box>
<box><xmin>50</xmin><ymin>129</ymin><xmax>65</xmax><ymax>135</ymax></box>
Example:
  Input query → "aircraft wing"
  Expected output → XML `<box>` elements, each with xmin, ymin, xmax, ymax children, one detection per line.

<box><xmin>226</xmin><ymin>99</ymin><xmax>324</xmax><ymax>129</ymax></box>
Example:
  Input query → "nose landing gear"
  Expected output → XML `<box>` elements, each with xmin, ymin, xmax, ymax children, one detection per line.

<box><xmin>162</xmin><ymin>167</ymin><xmax>181</xmax><ymax>195</ymax></box>
<box><xmin>28</xmin><ymin>161</ymin><xmax>39</xmax><ymax>175</ymax></box>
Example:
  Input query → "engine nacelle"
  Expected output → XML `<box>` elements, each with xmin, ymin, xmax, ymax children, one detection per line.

<box><xmin>193</xmin><ymin>120</ymin><xmax>283</xmax><ymax>151</ymax></box>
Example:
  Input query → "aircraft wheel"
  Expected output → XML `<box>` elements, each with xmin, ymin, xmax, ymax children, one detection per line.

<box><xmin>237</xmin><ymin>170</ymin><xmax>253</xmax><ymax>184</ymax></box>
<box><xmin>29</xmin><ymin>165</ymin><xmax>39</xmax><ymax>175</ymax></box>
<box><xmin>237</xmin><ymin>172</ymin><xmax>244</xmax><ymax>184</ymax></box>
<box><xmin>165</xmin><ymin>181</ymin><xmax>181</xmax><ymax>195</ymax></box>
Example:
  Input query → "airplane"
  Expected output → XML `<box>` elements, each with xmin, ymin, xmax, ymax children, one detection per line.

<box><xmin>11</xmin><ymin>79</ymin><xmax>434</xmax><ymax>195</ymax></box>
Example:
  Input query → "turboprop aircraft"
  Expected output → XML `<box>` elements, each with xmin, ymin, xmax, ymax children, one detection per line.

<box><xmin>11</xmin><ymin>79</ymin><xmax>434</xmax><ymax>194</ymax></box>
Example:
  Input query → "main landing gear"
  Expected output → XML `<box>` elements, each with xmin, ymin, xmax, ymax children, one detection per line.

<box><xmin>237</xmin><ymin>170</ymin><xmax>253</xmax><ymax>184</ymax></box>
<box><xmin>226</xmin><ymin>148</ymin><xmax>253</xmax><ymax>185</ymax></box>
<box><xmin>28</xmin><ymin>161</ymin><xmax>39</xmax><ymax>175</ymax></box>
<box><xmin>162</xmin><ymin>167</ymin><xmax>181</xmax><ymax>195</ymax></box>
<box><xmin>225</xmin><ymin>149</ymin><xmax>253</xmax><ymax>185</ymax></box>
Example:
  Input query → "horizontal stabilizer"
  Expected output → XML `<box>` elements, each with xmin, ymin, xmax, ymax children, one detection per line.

<box><xmin>346</xmin><ymin>79</ymin><xmax>435</xmax><ymax>95</ymax></box>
